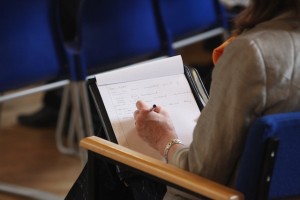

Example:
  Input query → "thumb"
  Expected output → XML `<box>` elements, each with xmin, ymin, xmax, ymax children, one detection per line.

<box><xmin>136</xmin><ymin>100</ymin><xmax>150</xmax><ymax>110</ymax></box>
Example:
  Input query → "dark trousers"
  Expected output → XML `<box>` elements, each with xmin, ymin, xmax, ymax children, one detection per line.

<box><xmin>65</xmin><ymin>159</ymin><xmax>166</xmax><ymax>200</ymax></box>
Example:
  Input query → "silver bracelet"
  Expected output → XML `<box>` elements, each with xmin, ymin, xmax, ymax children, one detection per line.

<box><xmin>163</xmin><ymin>138</ymin><xmax>183</xmax><ymax>163</ymax></box>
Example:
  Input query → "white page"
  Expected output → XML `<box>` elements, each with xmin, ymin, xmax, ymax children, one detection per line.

<box><xmin>96</xmin><ymin>56</ymin><xmax>200</xmax><ymax>160</ymax></box>
<box><xmin>95</xmin><ymin>55</ymin><xmax>183</xmax><ymax>85</ymax></box>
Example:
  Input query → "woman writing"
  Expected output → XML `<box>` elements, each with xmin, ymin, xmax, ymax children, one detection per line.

<box><xmin>66</xmin><ymin>0</ymin><xmax>300</xmax><ymax>199</ymax></box>
<box><xmin>134</xmin><ymin>0</ymin><xmax>300</xmax><ymax>199</ymax></box>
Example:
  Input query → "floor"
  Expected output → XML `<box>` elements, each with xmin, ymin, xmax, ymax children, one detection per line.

<box><xmin>0</xmin><ymin>41</ymin><xmax>216</xmax><ymax>200</ymax></box>
<box><xmin>0</xmin><ymin>91</ymin><xmax>83</xmax><ymax>200</ymax></box>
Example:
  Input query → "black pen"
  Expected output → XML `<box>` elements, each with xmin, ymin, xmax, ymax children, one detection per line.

<box><xmin>149</xmin><ymin>104</ymin><xmax>156</xmax><ymax>112</ymax></box>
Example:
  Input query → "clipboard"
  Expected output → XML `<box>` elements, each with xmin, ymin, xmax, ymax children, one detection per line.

<box><xmin>87</xmin><ymin>56</ymin><xmax>208</xmax><ymax>160</ymax></box>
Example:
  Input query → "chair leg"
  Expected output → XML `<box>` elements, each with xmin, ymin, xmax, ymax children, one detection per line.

<box><xmin>66</xmin><ymin>111</ymin><xmax>76</xmax><ymax>150</ymax></box>
<box><xmin>0</xmin><ymin>101</ymin><xmax>3</xmax><ymax>126</ymax></box>
<box><xmin>55</xmin><ymin>84</ymin><xmax>77</xmax><ymax>155</ymax></box>
<box><xmin>71</xmin><ymin>81</ymin><xmax>94</xmax><ymax>163</ymax></box>
<box><xmin>55</xmin><ymin>81</ymin><xmax>94</xmax><ymax>163</ymax></box>
<box><xmin>0</xmin><ymin>182</ymin><xmax>62</xmax><ymax>200</ymax></box>
<box><xmin>78</xmin><ymin>81</ymin><xmax>94</xmax><ymax>136</ymax></box>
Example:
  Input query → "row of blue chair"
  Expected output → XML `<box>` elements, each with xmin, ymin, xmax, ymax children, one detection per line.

<box><xmin>72</xmin><ymin>0</ymin><xmax>229</xmax><ymax>79</ymax></box>
<box><xmin>0</xmin><ymin>1</ymin><xmax>228</xmax><ymax>199</ymax></box>
<box><xmin>0</xmin><ymin>0</ymin><xmax>229</xmax><ymax>151</ymax></box>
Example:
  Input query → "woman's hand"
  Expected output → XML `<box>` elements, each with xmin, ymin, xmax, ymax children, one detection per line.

<box><xmin>133</xmin><ymin>100</ymin><xmax>178</xmax><ymax>156</ymax></box>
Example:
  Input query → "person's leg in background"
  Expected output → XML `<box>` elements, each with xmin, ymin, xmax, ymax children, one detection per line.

<box><xmin>18</xmin><ymin>88</ymin><xmax>63</xmax><ymax>128</ymax></box>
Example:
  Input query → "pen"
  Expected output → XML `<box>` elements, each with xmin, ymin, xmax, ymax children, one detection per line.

<box><xmin>149</xmin><ymin>104</ymin><xmax>156</xmax><ymax>112</ymax></box>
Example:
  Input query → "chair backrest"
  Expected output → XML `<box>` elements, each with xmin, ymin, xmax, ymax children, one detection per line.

<box><xmin>155</xmin><ymin>0</ymin><xmax>228</xmax><ymax>49</ymax></box>
<box><xmin>0</xmin><ymin>0</ymin><xmax>67</xmax><ymax>93</ymax></box>
<box><xmin>235</xmin><ymin>112</ymin><xmax>300</xmax><ymax>200</ymax></box>
<box><xmin>75</xmin><ymin>0</ymin><xmax>169</xmax><ymax>79</ymax></box>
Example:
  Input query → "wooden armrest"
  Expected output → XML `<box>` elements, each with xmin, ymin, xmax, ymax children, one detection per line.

<box><xmin>80</xmin><ymin>136</ymin><xmax>244</xmax><ymax>200</ymax></box>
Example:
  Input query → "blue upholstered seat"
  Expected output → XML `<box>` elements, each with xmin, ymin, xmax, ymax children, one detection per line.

<box><xmin>0</xmin><ymin>0</ymin><xmax>67</xmax><ymax>93</ymax></box>
<box><xmin>236</xmin><ymin>112</ymin><xmax>300</xmax><ymax>200</ymax></box>
<box><xmin>155</xmin><ymin>0</ymin><xmax>229</xmax><ymax>50</ymax></box>
<box><xmin>68</xmin><ymin>0</ymin><xmax>168</xmax><ymax>81</ymax></box>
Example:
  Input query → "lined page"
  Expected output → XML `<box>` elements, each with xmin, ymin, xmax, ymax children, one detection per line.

<box><xmin>96</xmin><ymin>56</ymin><xmax>200</xmax><ymax>160</ymax></box>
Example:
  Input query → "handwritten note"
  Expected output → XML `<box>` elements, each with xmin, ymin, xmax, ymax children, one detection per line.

<box><xmin>98</xmin><ymin>73</ymin><xmax>200</xmax><ymax>160</ymax></box>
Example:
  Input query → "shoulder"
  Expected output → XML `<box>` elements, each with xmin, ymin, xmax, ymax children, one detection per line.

<box><xmin>221</xmin><ymin>16</ymin><xmax>300</xmax><ymax>72</ymax></box>
<box><xmin>231</xmin><ymin>14</ymin><xmax>300</xmax><ymax>56</ymax></box>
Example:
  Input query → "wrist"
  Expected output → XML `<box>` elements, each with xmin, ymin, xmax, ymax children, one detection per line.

<box><xmin>163</xmin><ymin>139</ymin><xmax>184</xmax><ymax>163</ymax></box>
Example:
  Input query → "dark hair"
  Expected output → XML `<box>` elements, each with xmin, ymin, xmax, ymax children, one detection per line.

<box><xmin>234</xmin><ymin>0</ymin><xmax>300</xmax><ymax>34</ymax></box>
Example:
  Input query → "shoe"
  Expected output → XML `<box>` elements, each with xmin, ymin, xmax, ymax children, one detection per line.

<box><xmin>18</xmin><ymin>106</ymin><xmax>59</xmax><ymax>128</ymax></box>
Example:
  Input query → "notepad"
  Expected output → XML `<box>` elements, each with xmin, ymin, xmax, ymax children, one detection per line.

<box><xmin>90</xmin><ymin>56</ymin><xmax>205</xmax><ymax>160</ymax></box>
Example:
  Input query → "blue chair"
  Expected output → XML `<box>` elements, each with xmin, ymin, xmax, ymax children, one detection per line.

<box><xmin>0</xmin><ymin>0</ymin><xmax>75</xmax><ymax>156</ymax></box>
<box><xmin>0</xmin><ymin>0</ymin><xmax>68</xmax><ymax>96</ymax></box>
<box><xmin>58</xmin><ymin>0</ymin><xmax>170</xmax><ymax>157</ymax></box>
<box><xmin>236</xmin><ymin>112</ymin><xmax>300</xmax><ymax>200</ymax></box>
<box><xmin>80</xmin><ymin>111</ymin><xmax>300</xmax><ymax>199</ymax></box>
<box><xmin>77</xmin><ymin>0</ymin><xmax>169</xmax><ymax>76</ymax></box>
<box><xmin>154</xmin><ymin>0</ymin><xmax>229</xmax><ymax>51</ymax></box>
<box><xmin>0</xmin><ymin>0</ymin><xmax>68</xmax><ymax>199</ymax></box>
